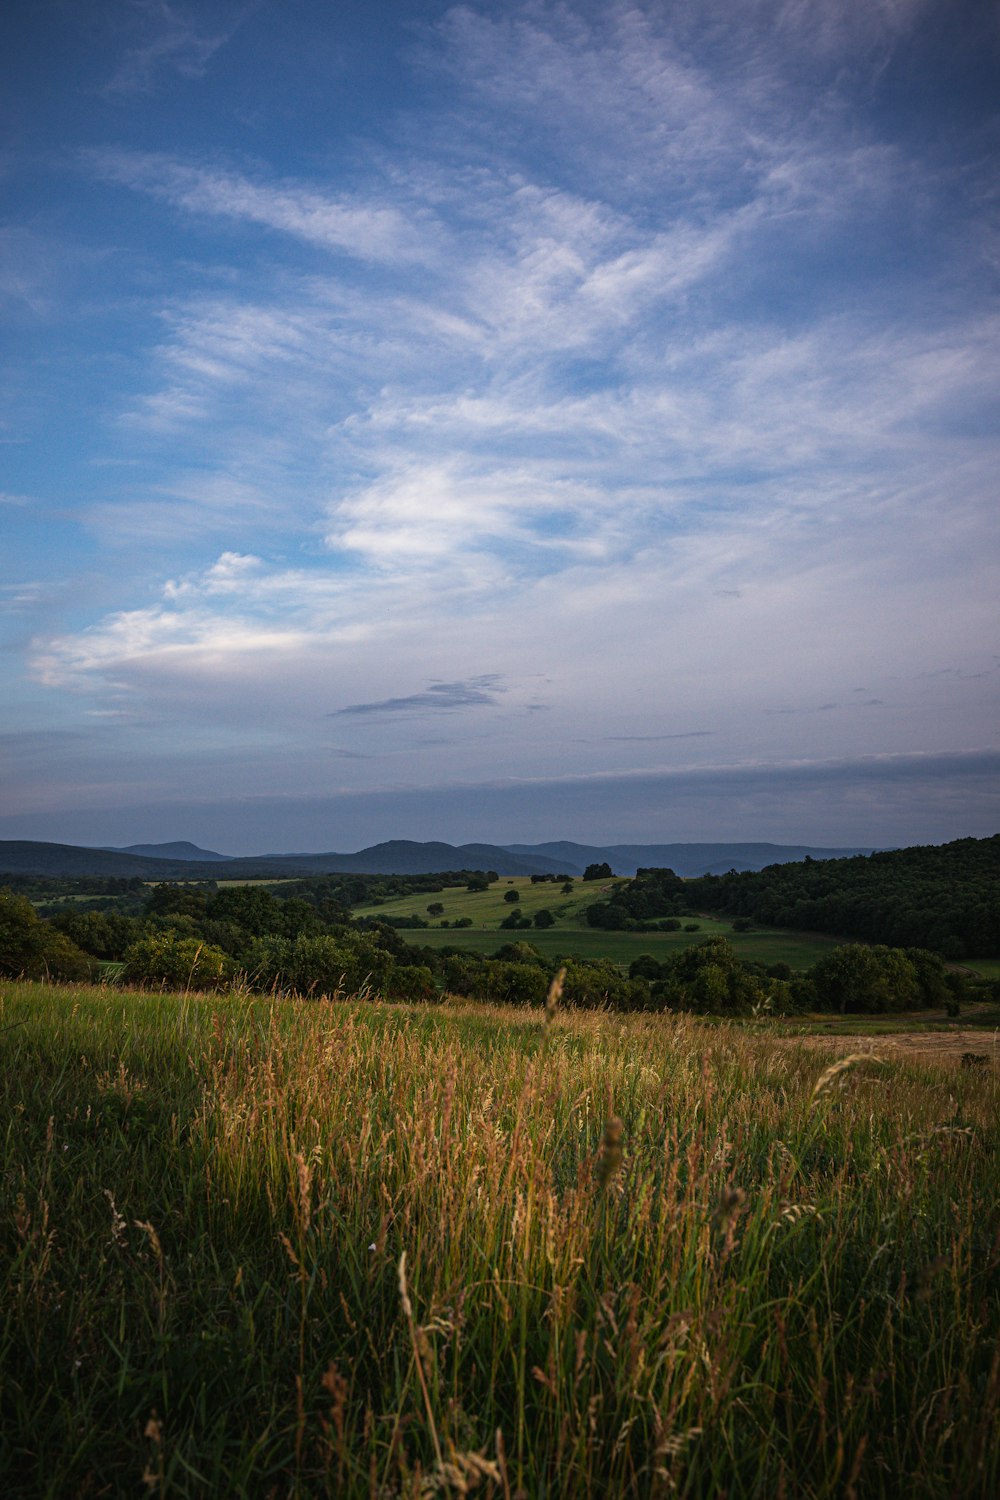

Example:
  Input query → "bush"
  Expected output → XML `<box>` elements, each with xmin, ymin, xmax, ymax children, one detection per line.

<box><xmin>473</xmin><ymin>961</ymin><xmax>548</xmax><ymax>1006</ymax></box>
<box><xmin>286</xmin><ymin>931</ymin><xmax>395</xmax><ymax>998</ymax></box>
<box><xmin>491</xmin><ymin>942</ymin><xmax>545</xmax><ymax>965</ymax></box>
<box><xmin>503</xmin><ymin>889</ymin><xmax>520</xmax><ymax>904</ymax></box>
<box><xmin>122</xmin><ymin>931</ymin><xmax>232</xmax><ymax>990</ymax></box>
<box><xmin>562</xmin><ymin>960</ymin><xmax>651</xmax><ymax>1011</ymax></box>
<box><xmin>387</xmin><ymin>964</ymin><xmax>435</xmax><ymax>1002</ymax></box>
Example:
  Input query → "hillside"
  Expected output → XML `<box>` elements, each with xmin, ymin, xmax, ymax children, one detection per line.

<box><xmin>685</xmin><ymin>834</ymin><xmax>1000</xmax><ymax>958</ymax></box>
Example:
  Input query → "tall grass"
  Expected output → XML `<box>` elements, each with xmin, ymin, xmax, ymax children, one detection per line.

<box><xmin>1</xmin><ymin>979</ymin><xmax>998</xmax><ymax>1497</ymax></box>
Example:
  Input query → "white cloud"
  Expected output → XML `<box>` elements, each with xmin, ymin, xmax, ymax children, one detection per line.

<box><xmin>89</xmin><ymin>151</ymin><xmax>440</xmax><ymax>267</ymax></box>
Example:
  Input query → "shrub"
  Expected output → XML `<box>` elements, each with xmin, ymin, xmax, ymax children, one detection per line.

<box><xmin>387</xmin><ymin>964</ymin><xmax>435</xmax><ymax>1002</ymax></box>
<box><xmin>122</xmin><ymin>931</ymin><xmax>231</xmax><ymax>990</ymax></box>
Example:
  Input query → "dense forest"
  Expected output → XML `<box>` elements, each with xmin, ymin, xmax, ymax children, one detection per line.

<box><xmin>582</xmin><ymin>836</ymin><xmax>1000</xmax><ymax>959</ymax></box>
<box><xmin>683</xmin><ymin>835</ymin><xmax>1000</xmax><ymax>958</ymax></box>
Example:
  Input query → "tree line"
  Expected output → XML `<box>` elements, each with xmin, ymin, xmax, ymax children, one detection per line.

<box><xmin>582</xmin><ymin>836</ymin><xmax>1000</xmax><ymax>959</ymax></box>
<box><xmin>1</xmin><ymin>877</ymin><xmax>988</xmax><ymax>1015</ymax></box>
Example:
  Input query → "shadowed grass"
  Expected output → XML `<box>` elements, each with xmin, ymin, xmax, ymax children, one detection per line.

<box><xmin>1</xmin><ymin>979</ymin><xmax>998</xmax><ymax>1497</ymax></box>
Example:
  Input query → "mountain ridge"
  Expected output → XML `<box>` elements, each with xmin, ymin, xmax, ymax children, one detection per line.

<box><xmin>0</xmin><ymin>837</ymin><xmax>880</xmax><ymax>880</ymax></box>
<box><xmin>106</xmin><ymin>841</ymin><xmax>233</xmax><ymax>862</ymax></box>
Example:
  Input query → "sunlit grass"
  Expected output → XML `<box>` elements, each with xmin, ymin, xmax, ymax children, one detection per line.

<box><xmin>1</xmin><ymin>979</ymin><xmax>998</xmax><ymax>1497</ymax></box>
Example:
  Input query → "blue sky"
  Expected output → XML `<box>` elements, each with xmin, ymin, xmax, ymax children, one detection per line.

<box><xmin>1</xmin><ymin>0</ymin><xmax>998</xmax><ymax>853</ymax></box>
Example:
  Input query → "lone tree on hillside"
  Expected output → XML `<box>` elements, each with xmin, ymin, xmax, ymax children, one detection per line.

<box><xmin>583</xmin><ymin>862</ymin><xmax>614</xmax><ymax>881</ymax></box>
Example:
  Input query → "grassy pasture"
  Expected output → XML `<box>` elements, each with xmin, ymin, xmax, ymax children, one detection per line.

<box><xmin>964</xmin><ymin>958</ymin><xmax>1000</xmax><ymax>979</ymax></box>
<box><xmin>356</xmin><ymin>876</ymin><xmax>617</xmax><ymax>927</ymax></box>
<box><xmin>2</xmin><ymin>979</ymin><xmax>999</xmax><ymax>1498</ymax></box>
<box><xmin>356</xmin><ymin>878</ymin><xmax>841</xmax><ymax>970</ymax></box>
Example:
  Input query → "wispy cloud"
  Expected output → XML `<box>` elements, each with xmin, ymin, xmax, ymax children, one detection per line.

<box><xmin>102</xmin><ymin>2</ymin><xmax>240</xmax><ymax>99</ymax></box>
<box><xmin>88</xmin><ymin>151</ymin><xmax>438</xmax><ymax>266</ymax></box>
<box><xmin>605</xmin><ymin>732</ymin><xmax>715</xmax><ymax>742</ymax></box>
<box><xmin>332</xmin><ymin>675</ymin><xmax>506</xmax><ymax>718</ymax></box>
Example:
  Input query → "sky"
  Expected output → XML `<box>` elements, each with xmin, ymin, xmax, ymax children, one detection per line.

<box><xmin>1</xmin><ymin>0</ymin><xmax>998</xmax><ymax>855</ymax></box>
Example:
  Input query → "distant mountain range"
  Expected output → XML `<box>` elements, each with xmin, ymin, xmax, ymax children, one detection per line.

<box><xmin>0</xmin><ymin>837</ymin><xmax>880</xmax><ymax>880</ymax></box>
<box><xmin>108</xmin><ymin>841</ymin><xmax>234</xmax><ymax>863</ymax></box>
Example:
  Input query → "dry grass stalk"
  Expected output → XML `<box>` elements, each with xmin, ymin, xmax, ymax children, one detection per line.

<box><xmin>594</xmin><ymin>1116</ymin><xmax>624</xmax><ymax>1190</ymax></box>
<box><xmin>809</xmin><ymin>1052</ymin><xmax>883</xmax><ymax>1108</ymax></box>
<box><xmin>398</xmin><ymin>1252</ymin><xmax>444</xmax><ymax>1472</ymax></box>
<box><xmin>544</xmin><ymin>967</ymin><xmax>566</xmax><ymax>1028</ymax></box>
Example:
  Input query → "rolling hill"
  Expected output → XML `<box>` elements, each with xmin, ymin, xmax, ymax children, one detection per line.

<box><xmin>0</xmin><ymin>837</ymin><xmax>881</xmax><ymax>880</ymax></box>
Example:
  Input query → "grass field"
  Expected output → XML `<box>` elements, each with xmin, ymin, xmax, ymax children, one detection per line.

<box><xmin>965</xmin><ymin>958</ymin><xmax>1000</xmax><ymax>979</ymax></box>
<box><xmin>355</xmin><ymin>875</ymin><xmax>620</xmax><ymax>928</ymax></box>
<box><xmin>2</xmin><ymin>979</ymin><xmax>998</xmax><ymax>1498</ymax></box>
<box><xmin>355</xmin><ymin>878</ymin><xmax>842</xmax><ymax>971</ymax></box>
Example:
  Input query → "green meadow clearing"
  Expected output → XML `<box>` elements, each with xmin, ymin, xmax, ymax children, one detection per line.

<box><xmin>2</xmin><ymin>979</ymin><xmax>998</xmax><ymax>1498</ymax></box>
<box><xmin>355</xmin><ymin>878</ymin><xmax>845</xmax><ymax>970</ymax></box>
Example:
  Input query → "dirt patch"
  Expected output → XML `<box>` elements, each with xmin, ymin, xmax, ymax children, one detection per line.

<box><xmin>790</xmin><ymin>1029</ymin><xmax>1000</xmax><ymax>1066</ymax></box>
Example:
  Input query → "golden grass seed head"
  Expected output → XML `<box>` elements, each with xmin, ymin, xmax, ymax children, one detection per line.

<box><xmin>595</xmin><ymin>1115</ymin><xmax>624</xmax><ymax>1189</ymax></box>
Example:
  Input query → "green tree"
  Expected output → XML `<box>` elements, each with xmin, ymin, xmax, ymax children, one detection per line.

<box><xmin>808</xmin><ymin>944</ymin><xmax>920</xmax><ymax>1013</ymax></box>
<box><xmin>0</xmin><ymin>888</ymin><xmax>96</xmax><ymax>981</ymax></box>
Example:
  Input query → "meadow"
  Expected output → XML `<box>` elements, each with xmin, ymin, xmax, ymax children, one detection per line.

<box><xmin>2</xmin><ymin>979</ymin><xmax>998</xmax><ymax>1498</ymax></box>
<box><xmin>352</xmin><ymin>878</ymin><xmax>841</xmax><ymax>970</ymax></box>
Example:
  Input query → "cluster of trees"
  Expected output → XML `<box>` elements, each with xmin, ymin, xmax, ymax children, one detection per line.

<box><xmin>586</xmin><ymin>867</ymin><xmax>690</xmax><ymax>929</ymax></box>
<box><xmin>0</xmin><ymin>889</ymin><xmax>99</xmax><ymax>982</ymax></box>
<box><xmin>680</xmin><ymin>835</ymin><xmax>1000</xmax><ymax>959</ymax></box>
<box><xmin>4</xmin><ymin>874</ymin><xmax>146</xmax><ymax>901</ymax></box>
<box><xmin>499</xmin><ymin>906</ymin><xmax>555</xmax><ymax>930</ymax></box>
<box><xmin>438</xmin><ymin>943</ymin><xmax>648</xmax><ymax>1010</ymax></box>
<box><xmin>628</xmin><ymin>940</ymin><xmax>965</xmax><ymax>1014</ymax></box>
